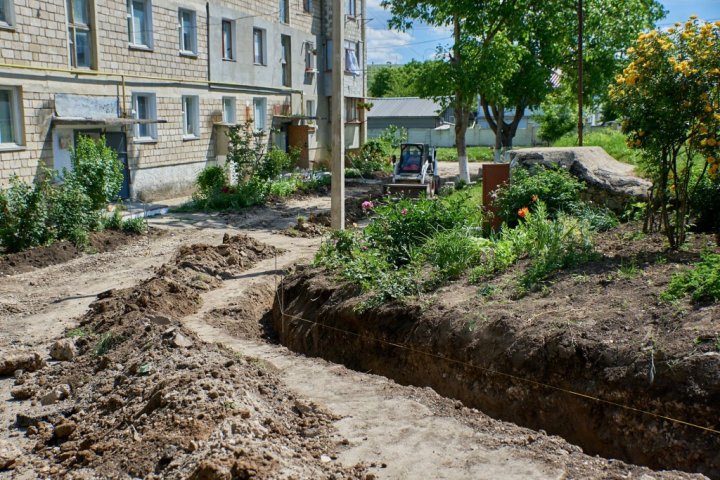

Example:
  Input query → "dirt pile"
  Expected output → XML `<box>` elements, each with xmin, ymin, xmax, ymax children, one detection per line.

<box><xmin>273</xmin><ymin>227</ymin><xmax>720</xmax><ymax>478</ymax></box>
<box><xmin>0</xmin><ymin>229</ymin><xmax>159</xmax><ymax>276</ymax></box>
<box><xmin>5</xmin><ymin>234</ymin><xmax>366</xmax><ymax>479</ymax></box>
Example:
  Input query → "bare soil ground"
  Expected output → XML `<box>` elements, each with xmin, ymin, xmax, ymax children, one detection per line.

<box><xmin>273</xmin><ymin>224</ymin><xmax>720</xmax><ymax>478</ymax></box>
<box><xmin>0</xmin><ymin>189</ymin><xmax>710</xmax><ymax>479</ymax></box>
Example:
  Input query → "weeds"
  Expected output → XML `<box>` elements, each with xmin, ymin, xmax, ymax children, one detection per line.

<box><xmin>67</xmin><ymin>328</ymin><xmax>87</xmax><ymax>338</ymax></box>
<box><xmin>662</xmin><ymin>252</ymin><xmax>720</xmax><ymax>304</ymax></box>
<box><xmin>95</xmin><ymin>332</ymin><xmax>119</xmax><ymax>356</ymax></box>
<box><xmin>618</xmin><ymin>259</ymin><xmax>641</xmax><ymax>278</ymax></box>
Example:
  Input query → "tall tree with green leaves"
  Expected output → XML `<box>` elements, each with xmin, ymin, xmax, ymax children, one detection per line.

<box><xmin>382</xmin><ymin>0</ymin><xmax>525</xmax><ymax>182</ymax></box>
<box><xmin>481</xmin><ymin>0</ymin><xmax>666</xmax><ymax>157</ymax></box>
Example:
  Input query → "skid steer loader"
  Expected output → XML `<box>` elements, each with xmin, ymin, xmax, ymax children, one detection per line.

<box><xmin>383</xmin><ymin>143</ymin><xmax>440</xmax><ymax>197</ymax></box>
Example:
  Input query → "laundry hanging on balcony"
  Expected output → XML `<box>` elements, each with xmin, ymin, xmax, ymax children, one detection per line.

<box><xmin>345</xmin><ymin>48</ymin><xmax>361</xmax><ymax>77</ymax></box>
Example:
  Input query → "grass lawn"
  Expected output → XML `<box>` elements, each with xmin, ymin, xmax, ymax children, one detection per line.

<box><xmin>436</xmin><ymin>146</ymin><xmax>495</xmax><ymax>163</ymax></box>
<box><xmin>552</xmin><ymin>128</ymin><xmax>639</xmax><ymax>165</ymax></box>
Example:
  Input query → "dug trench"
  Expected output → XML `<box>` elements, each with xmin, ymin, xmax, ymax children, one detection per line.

<box><xmin>272</xmin><ymin>229</ymin><xmax>720</xmax><ymax>479</ymax></box>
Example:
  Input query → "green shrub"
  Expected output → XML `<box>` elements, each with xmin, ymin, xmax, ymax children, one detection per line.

<box><xmin>470</xmin><ymin>202</ymin><xmax>596</xmax><ymax>291</ymax></box>
<box><xmin>347</xmin><ymin>140</ymin><xmax>392</xmax><ymax>176</ymax></box>
<box><xmin>565</xmin><ymin>201</ymin><xmax>619</xmax><ymax>232</ymax></box>
<box><xmin>536</xmin><ymin>102</ymin><xmax>576</xmax><ymax>145</ymax></box>
<box><xmin>122</xmin><ymin>217</ymin><xmax>147</xmax><ymax>234</ymax></box>
<box><xmin>421</xmin><ymin>228</ymin><xmax>489</xmax><ymax>281</ymax></box>
<box><xmin>259</xmin><ymin>147</ymin><xmax>292</xmax><ymax>181</ymax></box>
<box><xmin>195</xmin><ymin>165</ymin><xmax>228</xmax><ymax>200</ymax></box>
<box><xmin>495</xmin><ymin>167</ymin><xmax>585</xmax><ymax>227</ymax></box>
<box><xmin>662</xmin><ymin>253</ymin><xmax>720</xmax><ymax>304</ymax></box>
<box><xmin>0</xmin><ymin>174</ymin><xmax>53</xmax><ymax>252</ymax></box>
<box><xmin>49</xmin><ymin>177</ymin><xmax>100</xmax><ymax>245</ymax></box>
<box><xmin>690</xmin><ymin>175</ymin><xmax>720</xmax><ymax>234</ymax></box>
<box><xmin>364</xmin><ymin>194</ymin><xmax>483</xmax><ymax>266</ymax></box>
<box><xmin>268</xmin><ymin>178</ymin><xmax>298</xmax><ymax>198</ymax></box>
<box><xmin>104</xmin><ymin>208</ymin><xmax>124</xmax><ymax>230</ymax></box>
<box><xmin>69</xmin><ymin>135</ymin><xmax>124</xmax><ymax>210</ymax></box>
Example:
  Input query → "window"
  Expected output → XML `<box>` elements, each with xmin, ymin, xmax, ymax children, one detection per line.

<box><xmin>253</xmin><ymin>28</ymin><xmax>265</xmax><ymax>65</ymax></box>
<box><xmin>67</xmin><ymin>0</ymin><xmax>94</xmax><ymax>68</ymax></box>
<box><xmin>345</xmin><ymin>97</ymin><xmax>358</xmax><ymax>122</ymax></box>
<box><xmin>127</xmin><ymin>0</ymin><xmax>152</xmax><ymax>48</ymax></box>
<box><xmin>281</xmin><ymin>35</ymin><xmax>291</xmax><ymax>87</ymax></box>
<box><xmin>221</xmin><ymin>20</ymin><xmax>234</xmax><ymax>60</ymax></box>
<box><xmin>178</xmin><ymin>8</ymin><xmax>196</xmax><ymax>55</ymax></box>
<box><xmin>0</xmin><ymin>87</ymin><xmax>23</xmax><ymax>148</ymax></box>
<box><xmin>304</xmin><ymin>42</ymin><xmax>316</xmax><ymax>72</ymax></box>
<box><xmin>222</xmin><ymin>97</ymin><xmax>236</xmax><ymax>124</ymax></box>
<box><xmin>253</xmin><ymin>97</ymin><xmax>266</xmax><ymax>132</ymax></box>
<box><xmin>305</xmin><ymin>99</ymin><xmax>315</xmax><ymax>124</ymax></box>
<box><xmin>0</xmin><ymin>0</ymin><xmax>16</xmax><ymax>28</ymax></box>
<box><xmin>344</xmin><ymin>40</ymin><xmax>361</xmax><ymax>76</ymax></box>
<box><xmin>182</xmin><ymin>95</ymin><xmax>200</xmax><ymax>138</ymax></box>
<box><xmin>132</xmin><ymin>93</ymin><xmax>157</xmax><ymax>141</ymax></box>
<box><xmin>347</xmin><ymin>0</ymin><xmax>356</xmax><ymax>17</ymax></box>
<box><xmin>303</xmin><ymin>0</ymin><xmax>312</xmax><ymax>14</ymax></box>
<box><xmin>279</xmin><ymin>0</ymin><xmax>289</xmax><ymax>24</ymax></box>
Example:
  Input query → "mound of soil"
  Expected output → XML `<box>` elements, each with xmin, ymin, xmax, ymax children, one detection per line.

<box><xmin>0</xmin><ymin>229</ymin><xmax>162</xmax><ymax>276</ymax></box>
<box><xmin>273</xmin><ymin>226</ymin><xmax>720</xmax><ymax>478</ymax></box>
<box><xmin>6</xmin><ymin>234</ymin><xmax>365</xmax><ymax>479</ymax></box>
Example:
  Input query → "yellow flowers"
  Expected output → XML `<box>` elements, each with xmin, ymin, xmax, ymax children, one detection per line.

<box><xmin>705</xmin><ymin>105</ymin><xmax>714</xmax><ymax>113</ymax></box>
<box><xmin>627</xmin><ymin>47</ymin><xmax>636</xmax><ymax>55</ymax></box>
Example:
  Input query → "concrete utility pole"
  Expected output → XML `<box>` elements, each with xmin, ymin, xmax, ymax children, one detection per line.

<box><xmin>331</xmin><ymin>0</ymin><xmax>346</xmax><ymax>230</ymax></box>
<box><xmin>577</xmin><ymin>0</ymin><xmax>584</xmax><ymax>146</ymax></box>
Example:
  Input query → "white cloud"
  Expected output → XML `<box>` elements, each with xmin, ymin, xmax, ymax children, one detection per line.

<box><xmin>366</xmin><ymin>27</ymin><xmax>414</xmax><ymax>64</ymax></box>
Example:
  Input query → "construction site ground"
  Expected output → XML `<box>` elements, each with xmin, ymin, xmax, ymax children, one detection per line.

<box><xmin>0</xmin><ymin>179</ymin><xmax>708</xmax><ymax>479</ymax></box>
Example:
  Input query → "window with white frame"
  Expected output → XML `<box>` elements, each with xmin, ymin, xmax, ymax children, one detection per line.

<box><xmin>279</xmin><ymin>0</ymin><xmax>289</xmax><ymax>24</ymax></box>
<box><xmin>182</xmin><ymin>95</ymin><xmax>200</xmax><ymax>138</ymax></box>
<box><xmin>347</xmin><ymin>0</ymin><xmax>356</xmax><ymax>17</ymax></box>
<box><xmin>303</xmin><ymin>0</ymin><xmax>312</xmax><ymax>14</ymax></box>
<box><xmin>305</xmin><ymin>99</ymin><xmax>315</xmax><ymax>124</ymax></box>
<box><xmin>0</xmin><ymin>87</ymin><xmax>23</xmax><ymax>147</ymax></box>
<box><xmin>67</xmin><ymin>0</ymin><xmax>94</xmax><ymax>68</ymax></box>
<box><xmin>281</xmin><ymin>35</ymin><xmax>291</xmax><ymax>87</ymax></box>
<box><xmin>253</xmin><ymin>28</ymin><xmax>265</xmax><ymax>65</ymax></box>
<box><xmin>127</xmin><ymin>0</ymin><xmax>152</xmax><ymax>48</ymax></box>
<box><xmin>304</xmin><ymin>42</ymin><xmax>316</xmax><ymax>72</ymax></box>
<box><xmin>253</xmin><ymin>97</ymin><xmax>266</xmax><ymax>132</ymax></box>
<box><xmin>221</xmin><ymin>19</ymin><xmax>234</xmax><ymax>60</ymax></box>
<box><xmin>345</xmin><ymin>97</ymin><xmax>358</xmax><ymax>122</ymax></box>
<box><xmin>222</xmin><ymin>97</ymin><xmax>236</xmax><ymax>124</ymax></box>
<box><xmin>179</xmin><ymin>8</ymin><xmax>196</xmax><ymax>55</ymax></box>
<box><xmin>344</xmin><ymin>40</ymin><xmax>361</xmax><ymax>76</ymax></box>
<box><xmin>132</xmin><ymin>93</ymin><xmax>157</xmax><ymax>141</ymax></box>
<box><xmin>0</xmin><ymin>0</ymin><xmax>16</xmax><ymax>28</ymax></box>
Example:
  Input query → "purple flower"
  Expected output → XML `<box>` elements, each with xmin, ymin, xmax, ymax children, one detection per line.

<box><xmin>361</xmin><ymin>200</ymin><xmax>374</xmax><ymax>210</ymax></box>
<box><xmin>401</xmin><ymin>208</ymin><xmax>408</xmax><ymax>216</ymax></box>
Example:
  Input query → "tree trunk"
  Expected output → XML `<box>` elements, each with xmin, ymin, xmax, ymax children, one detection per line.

<box><xmin>453</xmin><ymin>16</ymin><xmax>471</xmax><ymax>183</ymax></box>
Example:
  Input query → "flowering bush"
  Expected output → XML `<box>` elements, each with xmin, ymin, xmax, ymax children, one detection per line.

<box><xmin>609</xmin><ymin>17</ymin><xmax>720</xmax><ymax>247</ymax></box>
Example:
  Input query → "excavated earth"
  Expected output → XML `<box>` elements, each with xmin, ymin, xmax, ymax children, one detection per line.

<box><xmin>2</xmin><ymin>234</ymin><xmax>366</xmax><ymax>479</ymax></box>
<box><xmin>273</xmin><ymin>225</ymin><xmax>720</xmax><ymax>479</ymax></box>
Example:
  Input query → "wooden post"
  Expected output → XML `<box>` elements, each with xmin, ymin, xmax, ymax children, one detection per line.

<box><xmin>331</xmin><ymin>0</ymin><xmax>346</xmax><ymax>230</ymax></box>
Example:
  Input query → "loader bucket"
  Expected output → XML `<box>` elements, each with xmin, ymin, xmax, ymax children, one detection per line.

<box><xmin>383</xmin><ymin>183</ymin><xmax>431</xmax><ymax>198</ymax></box>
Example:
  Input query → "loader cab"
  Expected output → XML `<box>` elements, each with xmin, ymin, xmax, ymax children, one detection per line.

<box><xmin>398</xmin><ymin>145</ymin><xmax>424</xmax><ymax>173</ymax></box>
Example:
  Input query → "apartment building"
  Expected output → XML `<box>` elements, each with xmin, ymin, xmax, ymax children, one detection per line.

<box><xmin>0</xmin><ymin>0</ymin><xmax>366</xmax><ymax>201</ymax></box>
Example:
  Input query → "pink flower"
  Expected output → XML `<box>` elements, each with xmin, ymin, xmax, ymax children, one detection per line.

<box><xmin>401</xmin><ymin>208</ymin><xmax>408</xmax><ymax>216</ymax></box>
<box><xmin>361</xmin><ymin>200</ymin><xmax>374</xmax><ymax>210</ymax></box>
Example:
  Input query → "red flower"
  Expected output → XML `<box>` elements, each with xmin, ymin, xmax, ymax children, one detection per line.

<box><xmin>518</xmin><ymin>207</ymin><xmax>530</xmax><ymax>219</ymax></box>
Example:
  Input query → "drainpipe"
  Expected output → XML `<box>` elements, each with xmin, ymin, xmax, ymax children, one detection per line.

<box><xmin>206</xmin><ymin>2</ymin><xmax>211</xmax><ymax>83</ymax></box>
<box><xmin>121</xmin><ymin>75</ymin><xmax>127</xmax><ymax>117</ymax></box>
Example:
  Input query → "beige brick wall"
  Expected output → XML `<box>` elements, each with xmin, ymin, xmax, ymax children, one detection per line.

<box><xmin>0</xmin><ymin>1</ymin><xmax>69</xmax><ymax>68</ymax></box>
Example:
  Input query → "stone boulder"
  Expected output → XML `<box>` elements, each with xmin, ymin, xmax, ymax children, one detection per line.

<box><xmin>507</xmin><ymin>147</ymin><xmax>652</xmax><ymax>211</ymax></box>
<box><xmin>49</xmin><ymin>339</ymin><xmax>76</xmax><ymax>362</ymax></box>
<box><xmin>0</xmin><ymin>351</ymin><xmax>45</xmax><ymax>376</ymax></box>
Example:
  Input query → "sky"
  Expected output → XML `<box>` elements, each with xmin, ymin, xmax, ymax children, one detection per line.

<box><xmin>365</xmin><ymin>0</ymin><xmax>720</xmax><ymax>65</ymax></box>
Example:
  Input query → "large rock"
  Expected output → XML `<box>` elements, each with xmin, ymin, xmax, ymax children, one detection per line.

<box><xmin>0</xmin><ymin>351</ymin><xmax>45</xmax><ymax>376</ymax></box>
<box><xmin>0</xmin><ymin>439</ymin><xmax>22</xmax><ymax>470</ymax></box>
<box><xmin>49</xmin><ymin>339</ymin><xmax>76</xmax><ymax>362</ymax></box>
<box><xmin>507</xmin><ymin>147</ymin><xmax>652</xmax><ymax>211</ymax></box>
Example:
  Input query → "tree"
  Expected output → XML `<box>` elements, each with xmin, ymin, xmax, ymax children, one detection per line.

<box><xmin>481</xmin><ymin>0</ymin><xmax>665</xmax><ymax>158</ymax></box>
<box><xmin>383</xmin><ymin>0</ymin><xmax>525</xmax><ymax>182</ymax></box>
<box><xmin>609</xmin><ymin>18</ymin><xmax>720</xmax><ymax>249</ymax></box>
<box><xmin>368</xmin><ymin>61</ymin><xmax>427</xmax><ymax>98</ymax></box>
